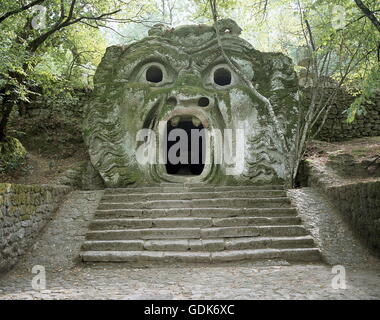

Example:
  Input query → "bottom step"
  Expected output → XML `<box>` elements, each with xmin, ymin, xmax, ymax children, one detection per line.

<box><xmin>81</xmin><ymin>248</ymin><xmax>320</xmax><ymax>263</ymax></box>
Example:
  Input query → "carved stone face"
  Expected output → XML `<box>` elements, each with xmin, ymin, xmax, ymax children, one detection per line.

<box><xmin>83</xmin><ymin>19</ymin><xmax>299</xmax><ymax>187</ymax></box>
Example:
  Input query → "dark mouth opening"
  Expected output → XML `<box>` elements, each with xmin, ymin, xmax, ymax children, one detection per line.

<box><xmin>165</xmin><ymin>116</ymin><xmax>205</xmax><ymax>176</ymax></box>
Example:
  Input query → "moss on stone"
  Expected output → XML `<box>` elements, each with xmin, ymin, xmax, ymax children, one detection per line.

<box><xmin>0</xmin><ymin>137</ymin><xmax>27</xmax><ymax>172</ymax></box>
<box><xmin>84</xmin><ymin>20</ymin><xmax>300</xmax><ymax>186</ymax></box>
<box><xmin>0</xmin><ymin>183</ymin><xmax>12</xmax><ymax>194</ymax></box>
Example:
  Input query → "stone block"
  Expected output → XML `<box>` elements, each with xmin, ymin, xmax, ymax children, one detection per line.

<box><xmin>0</xmin><ymin>183</ymin><xmax>70</xmax><ymax>273</ymax></box>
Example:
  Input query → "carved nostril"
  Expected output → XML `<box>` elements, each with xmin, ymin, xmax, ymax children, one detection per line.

<box><xmin>167</xmin><ymin>96</ymin><xmax>177</xmax><ymax>107</ymax></box>
<box><xmin>198</xmin><ymin>97</ymin><xmax>210</xmax><ymax>107</ymax></box>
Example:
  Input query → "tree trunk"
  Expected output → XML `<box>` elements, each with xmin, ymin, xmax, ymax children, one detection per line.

<box><xmin>0</xmin><ymin>103</ymin><xmax>13</xmax><ymax>142</ymax></box>
<box><xmin>354</xmin><ymin>0</ymin><xmax>380</xmax><ymax>33</ymax></box>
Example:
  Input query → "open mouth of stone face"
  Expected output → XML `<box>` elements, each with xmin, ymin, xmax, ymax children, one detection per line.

<box><xmin>165</xmin><ymin>115</ymin><xmax>206</xmax><ymax>176</ymax></box>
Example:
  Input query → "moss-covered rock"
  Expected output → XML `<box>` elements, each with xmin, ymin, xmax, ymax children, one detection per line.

<box><xmin>83</xmin><ymin>19</ymin><xmax>300</xmax><ymax>186</ymax></box>
<box><xmin>0</xmin><ymin>137</ymin><xmax>27</xmax><ymax>173</ymax></box>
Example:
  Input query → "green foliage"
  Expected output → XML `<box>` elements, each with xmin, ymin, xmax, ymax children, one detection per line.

<box><xmin>300</xmin><ymin>0</ymin><xmax>379</xmax><ymax>121</ymax></box>
<box><xmin>0</xmin><ymin>0</ymin><xmax>379</xmax><ymax>137</ymax></box>
<box><xmin>0</xmin><ymin>7</ymin><xmax>107</xmax><ymax>89</ymax></box>
<box><xmin>207</xmin><ymin>0</ymin><xmax>379</xmax><ymax>122</ymax></box>
<box><xmin>345</xmin><ymin>66</ymin><xmax>380</xmax><ymax>123</ymax></box>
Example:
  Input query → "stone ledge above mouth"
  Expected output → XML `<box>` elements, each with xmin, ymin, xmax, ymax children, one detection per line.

<box><xmin>161</xmin><ymin>106</ymin><xmax>210</xmax><ymax>129</ymax></box>
<box><xmin>169</xmin><ymin>115</ymin><xmax>202</xmax><ymax>128</ymax></box>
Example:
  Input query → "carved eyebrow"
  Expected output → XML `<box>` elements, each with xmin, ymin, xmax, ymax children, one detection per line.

<box><xmin>190</xmin><ymin>46</ymin><xmax>228</xmax><ymax>69</ymax></box>
<box><xmin>135</xmin><ymin>54</ymin><xmax>169</xmax><ymax>67</ymax></box>
<box><xmin>127</xmin><ymin>54</ymin><xmax>174</xmax><ymax>78</ymax></box>
<box><xmin>195</xmin><ymin>56</ymin><xmax>227</xmax><ymax>72</ymax></box>
<box><xmin>130</xmin><ymin>40</ymin><xmax>192</xmax><ymax>66</ymax></box>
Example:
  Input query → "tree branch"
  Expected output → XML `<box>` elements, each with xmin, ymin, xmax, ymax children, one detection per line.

<box><xmin>26</xmin><ymin>5</ymin><xmax>121</xmax><ymax>53</ymax></box>
<box><xmin>305</xmin><ymin>19</ymin><xmax>316</xmax><ymax>51</ymax></box>
<box><xmin>0</xmin><ymin>0</ymin><xmax>45</xmax><ymax>24</ymax></box>
<box><xmin>208</xmin><ymin>0</ymin><xmax>292</xmax><ymax>184</ymax></box>
<box><xmin>354</xmin><ymin>0</ymin><xmax>380</xmax><ymax>33</ymax></box>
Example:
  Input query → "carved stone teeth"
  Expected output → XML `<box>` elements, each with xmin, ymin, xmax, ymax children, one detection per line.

<box><xmin>192</xmin><ymin>116</ymin><xmax>201</xmax><ymax>127</ymax></box>
<box><xmin>170</xmin><ymin>116</ymin><xmax>180</xmax><ymax>127</ymax></box>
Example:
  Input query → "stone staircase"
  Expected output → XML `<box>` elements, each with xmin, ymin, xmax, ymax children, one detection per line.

<box><xmin>81</xmin><ymin>183</ymin><xmax>320</xmax><ymax>263</ymax></box>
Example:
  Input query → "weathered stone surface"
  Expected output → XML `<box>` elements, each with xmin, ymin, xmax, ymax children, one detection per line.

<box><xmin>81</xmin><ymin>183</ymin><xmax>319</xmax><ymax>264</ymax></box>
<box><xmin>0</xmin><ymin>183</ymin><xmax>71</xmax><ymax>273</ymax></box>
<box><xmin>83</xmin><ymin>20</ymin><xmax>300</xmax><ymax>186</ymax></box>
<box><xmin>0</xmin><ymin>137</ymin><xmax>26</xmax><ymax>173</ymax></box>
<box><xmin>301</xmin><ymin>160</ymin><xmax>380</xmax><ymax>255</ymax></box>
<box><xmin>306</xmin><ymin>87</ymin><xmax>380</xmax><ymax>142</ymax></box>
<box><xmin>288</xmin><ymin>187</ymin><xmax>379</xmax><ymax>266</ymax></box>
<box><xmin>1</xmin><ymin>190</ymin><xmax>379</xmax><ymax>300</ymax></box>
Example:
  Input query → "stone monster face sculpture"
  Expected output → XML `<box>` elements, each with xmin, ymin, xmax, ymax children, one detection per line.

<box><xmin>83</xmin><ymin>19</ymin><xmax>299</xmax><ymax>187</ymax></box>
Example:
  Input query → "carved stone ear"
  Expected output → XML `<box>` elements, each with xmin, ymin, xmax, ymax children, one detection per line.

<box><xmin>213</xmin><ymin>19</ymin><xmax>242</xmax><ymax>36</ymax></box>
<box><xmin>148</xmin><ymin>23</ymin><xmax>170</xmax><ymax>36</ymax></box>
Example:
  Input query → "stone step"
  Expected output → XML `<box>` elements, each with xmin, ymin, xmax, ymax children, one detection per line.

<box><xmin>81</xmin><ymin>236</ymin><xmax>315</xmax><ymax>252</ymax></box>
<box><xmin>97</xmin><ymin>197</ymin><xmax>291</xmax><ymax>210</ymax></box>
<box><xmin>86</xmin><ymin>225</ymin><xmax>309</xmax><ymax>241</ymax></box>
<box><xmin>160</xmin><ymin>182</ymin><xmax>186</xmax><ymax>186</ymax></box>
<box><xmin>191</xmin><ymin>185</ymin><xmax>284</xmax><ymax>192</ymax></box>
<box><xmin>101</xmin><ymin>190</ymin><xmax>287</xmax><ymax>202</ymax></box>
<box><xmin>88</xmin><ymin>216</ymin><xmax>302</xmax><ymax>230</ymax></box>
<box><xmin>104</xmin><ymin>185</ymin><xmax>284</xmax><ymax>194</ymax></box>
<box><xmin>170</xmin><ymin>183</ymin><xmax>284</xmax><ymax>190</ymax></box>
<box><xmin>94</xmin><ymin>207</ymin><xmax>298</xmax><ymax>219</ymax></box>
<box><xmin>81</xmin><ymin>181</ymin><xmax>320</xmax><ymax>264</ymax></box>
<box><xmin>81</xmin><ymin>247</ymin><xmax>321</xmax><ymax>263</ymax></box>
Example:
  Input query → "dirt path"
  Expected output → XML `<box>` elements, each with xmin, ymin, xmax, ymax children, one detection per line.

<box><xmin>0</xmin><ymin>150</ymin><xmax>86</xmax><ymax>185</ymax></box>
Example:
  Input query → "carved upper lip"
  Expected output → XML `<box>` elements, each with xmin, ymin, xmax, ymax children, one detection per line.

<box><xmin>160</xmin><ymin>107</ymin><xmax>210</xmax><ymax>129</ymax></box>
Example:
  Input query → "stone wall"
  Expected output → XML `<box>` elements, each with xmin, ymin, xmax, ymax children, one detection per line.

<box><xmin>0</xmin><ymin>183</ymin><xmax>71</xmax><ymax>273</ymax></box>
<box><xmin>305</xmin><ymin>88</ymin><xmax>380</xmax><ymax>142</ymax></box>
<box><xmin>326</xmin><ymin>181</ymin><xmax>380</xmax><ymax>252</ymax></box>
<box><xmin>304</xmin><ymin>162</ymin><xmax>380</xmax><ymax>254</ymax></box>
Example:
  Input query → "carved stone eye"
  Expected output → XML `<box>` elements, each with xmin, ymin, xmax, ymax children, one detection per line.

<box><xmin>213</xmin><ymin>67</ymin><xmax>232</xmax><ymax>86</ymax></box>
<box><xmin>146</xmin><ymin>65</ymin><xmax>163</xmax><ymax>83</ymax></box>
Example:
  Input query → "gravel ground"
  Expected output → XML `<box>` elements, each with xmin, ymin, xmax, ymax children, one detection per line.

<box><xmin>0</xmin><ymin>189</ymin><xmax>379</xmax><ymax>300</ymax></box>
